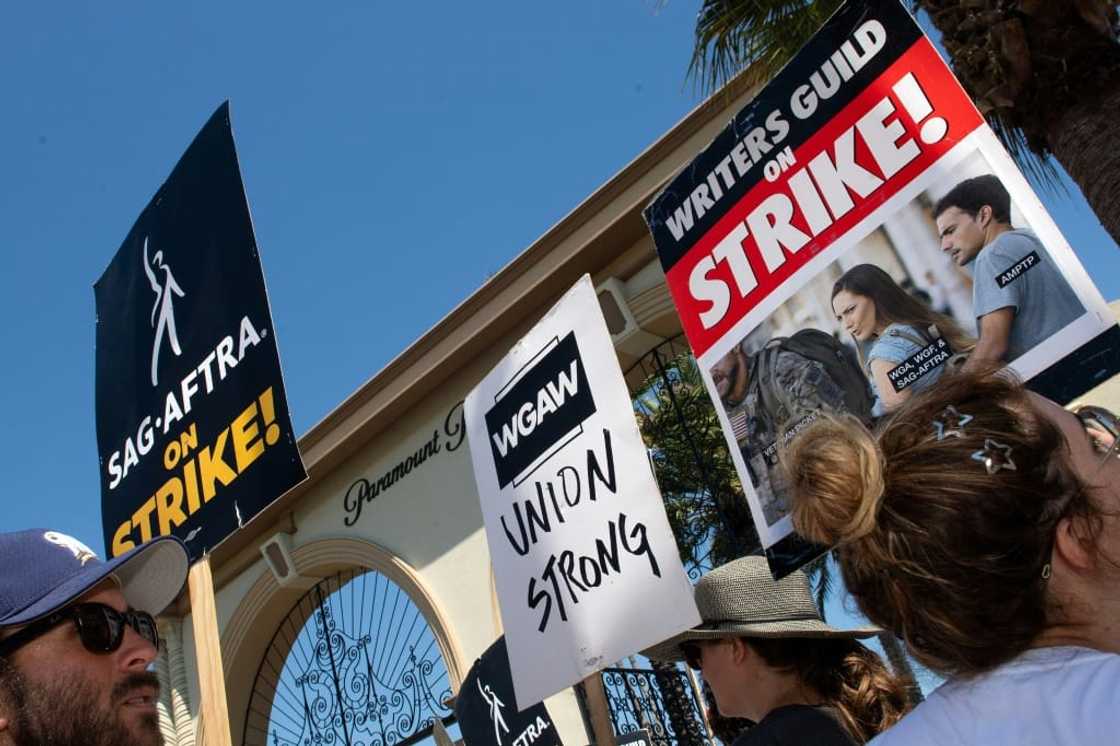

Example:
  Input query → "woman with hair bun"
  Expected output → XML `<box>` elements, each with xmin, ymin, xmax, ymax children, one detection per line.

<box><xmin>831</xmin><ymin>264</ymin><xmax>972</xmax><ymax>415</ymax></box>
<box><xmin>784</xmin><ymin>370</ymin><xmax>1120</xmax><ymax>744</ymax></box>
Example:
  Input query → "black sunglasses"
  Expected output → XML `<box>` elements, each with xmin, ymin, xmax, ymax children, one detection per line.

<box><xmin>0</xmin><ymin>602</ymin><xmax>160</xmax><ymax>658</ymax></box>
<box><xmin>1076</xmin><ymin>405</ymin><xmax>1120</xmax><ymax>463</ymax></box>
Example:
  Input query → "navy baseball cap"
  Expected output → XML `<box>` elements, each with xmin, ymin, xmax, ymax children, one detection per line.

<box><xmin>0</xmin><ymin>529</ymin><xmax>189</xmax><ymax>627</ymax></box>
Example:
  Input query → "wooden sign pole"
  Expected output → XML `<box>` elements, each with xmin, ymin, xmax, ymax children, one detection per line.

<box><xmin>580</xmin><ymin>673</ymin><xmax>617</xmax><ymax>746</ymax></box>
<box><xmin>188</xmin><ymin>556</ymin><xmax>234</xmax><ymax>746</ymax></box>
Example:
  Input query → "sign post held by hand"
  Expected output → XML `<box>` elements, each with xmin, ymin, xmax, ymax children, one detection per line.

<box><xmin>94</xmin><ymin>103</ymin><xmax>307</xmax><ymax>745</ymax></box>
<box><xmin>464</xmin><ymin>275</ymin><xmax>700</xmax><ymax>710</ymax></box>
<box><xmin>188</xmin><ymin>557</ymin><xmax>233</xmax><ymax>746</ymax></box>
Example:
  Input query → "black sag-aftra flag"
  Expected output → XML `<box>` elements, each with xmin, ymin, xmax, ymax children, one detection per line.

<box><xmin>455</xmin><ymin>637</ymin><xmax>562</xmax><ymax>746</ymax></box>
<box><xmin>95</xmin><ymin>102</ymin><xmax>306</xmax><ymax>562</ymax></box>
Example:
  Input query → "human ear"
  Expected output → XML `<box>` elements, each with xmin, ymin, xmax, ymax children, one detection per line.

<box><xmin>729</xmin><ymin>637</ymin><xmax>752</xmax><ymax>665</ymax></box>
<box><xmin>977</xmin><ymin>205</ymin><xmax>993</xmax><ymax>228</ymax></box>
<box><xmin>0</xmin><ymin>677</ymin><xmax>8</xmax><ymax>732</ymax></box>
<box><xmin>1053</xmin><ymin>515</ymin><xmax>1095</xmax><ymax>572</ymax></box>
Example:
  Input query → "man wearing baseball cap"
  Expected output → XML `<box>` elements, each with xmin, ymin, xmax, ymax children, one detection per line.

<box><xmin>0</xmin><ymin>529</ymin><xmax>188</xmax><ymax>745</ymax></box>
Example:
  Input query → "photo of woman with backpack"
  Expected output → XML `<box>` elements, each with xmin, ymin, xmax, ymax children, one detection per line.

<box><xmin>831</xmin><ymin>264</ymin><xmax>974</xmax><ymax>415</ymax></box>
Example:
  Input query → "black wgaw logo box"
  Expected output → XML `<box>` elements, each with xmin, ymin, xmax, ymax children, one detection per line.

<box><xmin>484</xmin><ymin>332</ymin><xmax>596</xmax><ymax>488</ymax></box>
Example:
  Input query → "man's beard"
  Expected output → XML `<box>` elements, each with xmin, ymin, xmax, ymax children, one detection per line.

<box><xmin>1</xmin><ymin>666</ymin><xmax>163</xmax><ymax>746</ymax></box>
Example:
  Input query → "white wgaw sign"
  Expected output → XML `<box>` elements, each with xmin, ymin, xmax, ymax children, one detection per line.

<box><xmin>465</xmin><ymin>275</ymin><xmax>700</xmax><ymax>709</ymax></box>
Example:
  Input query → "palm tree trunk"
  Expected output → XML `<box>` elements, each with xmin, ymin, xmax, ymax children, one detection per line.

<box><xmin>877</xmin><ymin>632</ymin><xmax>924</xmax><ymax>707</ymax></box>
<box><xmin>1047</xmin><ymin>78</ymin><xmax>1120</xmax><ymax>246</ymax></box>
<box><xmin>917</xmin><ymin>0</ymin><xmax>1120</xmax><ymax>246</ymax></box>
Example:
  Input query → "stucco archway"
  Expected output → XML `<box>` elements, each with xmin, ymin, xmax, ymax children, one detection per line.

<box><xmin>221</xmin><ymin>537</ymin><xmax>466</xmax><ymax>745</ymax></box>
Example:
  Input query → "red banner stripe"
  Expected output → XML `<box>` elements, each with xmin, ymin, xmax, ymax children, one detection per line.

<box><xmin>665</xmin><ymin>39</ymin><xmax>983</xmax><ymax>358</ymax></box>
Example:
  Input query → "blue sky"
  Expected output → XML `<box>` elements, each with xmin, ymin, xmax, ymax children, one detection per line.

<box><xmin>1</xmin><ymin>2</ymin><xmax>1116</xmax><ymax>670</ymax></box>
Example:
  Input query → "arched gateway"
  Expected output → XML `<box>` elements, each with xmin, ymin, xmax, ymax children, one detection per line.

<box><xmin>223</xmin><ymin>538</ymin><xmax>465</xmax><ymax>746</ymax></box>
<box><xmin>245</xmin><ymin>568</ymin><xmax>455</xmax><ymax>746</ymax></box>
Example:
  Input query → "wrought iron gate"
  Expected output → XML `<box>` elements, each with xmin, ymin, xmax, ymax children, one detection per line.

<box><xmin>244</xmin><ymin>568</ymin><xmax>456</xmax><ymax>746</ymax></box>
<box><xmin>599</xmin><ymin>665</ymin><xmax>710</xmax><ymax>746</ymax></box>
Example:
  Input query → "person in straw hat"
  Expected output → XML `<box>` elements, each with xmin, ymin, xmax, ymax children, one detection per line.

<box><xmin>646</xmin><ymin>556</ymin><xmax>909</xmax><ymax>745</ymax></box>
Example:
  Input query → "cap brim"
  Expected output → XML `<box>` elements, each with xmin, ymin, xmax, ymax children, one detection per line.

<box><xmin>4</xmin><ymin>536</ymin><xmax>189</xmax><ymax>625</ymax></box>
<box><xmin>112</xmin><ymin>537</ymin><xmax>190</xmax><ymax>617</ymax></box>
<box><xmin>643</xmin><ymin>619</ymin><xmax>882</xmax><ymax>662</ymax></box>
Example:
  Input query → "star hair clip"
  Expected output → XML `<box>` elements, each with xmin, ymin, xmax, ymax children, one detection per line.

<box><xmin>932</xmin><ymin>405</ymin><xmax>973</xmax><ymax>441</ymax></box>
<box><xmin>971</xmin><ymin>438</ymin><xmax>1017</xmax><ymax>475</ymax></box>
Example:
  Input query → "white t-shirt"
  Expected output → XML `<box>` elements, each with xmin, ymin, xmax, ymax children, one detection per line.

<box><xmin>871</xmin><ymin>646</ymin><xmax>1120</xmax><ymax>745</ymax></box>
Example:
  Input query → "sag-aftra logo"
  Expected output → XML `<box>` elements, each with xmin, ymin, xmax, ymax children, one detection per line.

<box><xmin>143</xmin><ymin>237</ymin><xmax>186</xmax><ymax>387</ymax></box>
<box><xmin>484</xmin><ymin>332</ymin><xmax>596</xmax><ymax>488</ymax></box>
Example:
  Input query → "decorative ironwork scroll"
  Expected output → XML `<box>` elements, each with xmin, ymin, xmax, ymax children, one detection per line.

<box><xmin>244</xmin><ymin>569</ymin><xmax>455</xmax><ymax>746</ymax></box>
<box><xmin>600</xmin><ymin>666</ymin><xmax>709</xmax><ymax>746</ymax></box>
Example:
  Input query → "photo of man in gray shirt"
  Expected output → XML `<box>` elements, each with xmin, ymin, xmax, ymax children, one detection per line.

<box><xmin>934</xmin><ymin>174</ymin><xmax>1084</xmax><ymax>366</ymax></box>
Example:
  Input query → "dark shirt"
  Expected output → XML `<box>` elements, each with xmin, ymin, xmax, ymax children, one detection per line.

<box><xmin>730</xmin><ymin>705</ymin><xmax>856</xmax><ymax>746</ymax></box>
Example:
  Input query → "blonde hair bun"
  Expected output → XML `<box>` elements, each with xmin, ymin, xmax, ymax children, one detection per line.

<box><xmin>784</xmin><ymin>415</ymin><xmax>885</xmax><ymax>545</ymax></box>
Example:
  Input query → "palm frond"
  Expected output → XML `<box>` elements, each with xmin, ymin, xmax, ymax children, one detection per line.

<box><xmin>688</xmin><ymin>0</ymin><xmax>1074</xmax><ymax>194</ymax></box>
<box><xmin>984</xmin><ymin>105</ymin><xmax>1065</xmax><ymax>197</ymax></box>
<box><xmin>800</xmin><ymin>552</ymin><xmax>833</xmax><ymax>619</ymax></box>
<box><xmin>635</xmin><ymin>346</ymin><xmax>760</xmax><ymax>570</ymax></box>
<box><xmin>688</xmin><ymin>0</ymin><xmax>845</xmax><ymax>95</ymax></box>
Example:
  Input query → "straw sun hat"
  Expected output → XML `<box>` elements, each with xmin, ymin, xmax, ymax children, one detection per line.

<box><xmin>645</xmin><ymin>555</ymin><xmax>880</xmax><ymax>663</ymax></box>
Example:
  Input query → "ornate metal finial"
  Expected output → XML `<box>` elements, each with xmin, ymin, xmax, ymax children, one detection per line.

<box><xmin>932</xmin><ymin>406</ymin><xmax>973</xmax><ymax>441</ymax></box>
<box><xmin>971</xmin><ymin>438</ymin><xmax>1017</xmax><ymax>475</ymax></box>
